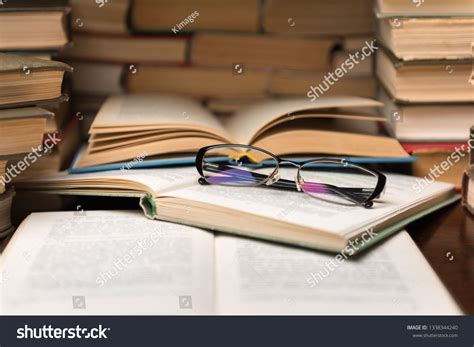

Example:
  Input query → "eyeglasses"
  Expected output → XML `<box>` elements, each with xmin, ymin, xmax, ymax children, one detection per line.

<box><xmin>195</xmin><ymin>144</ymin><xmax>386</xmax><ymax>208</ymax></box>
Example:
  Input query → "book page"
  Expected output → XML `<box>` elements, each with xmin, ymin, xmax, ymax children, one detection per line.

<box><xmin>90</xmin><ymin>94</ymin><xmax>229</xmax><ymax>136</ymax></box>
<box><xmin>164</xmin><ymin>169</ymin><xmax>454</xmax><ymax>237</ymax></box>
<box><xmin>214</xmin><ymin>231</ymin><xmax>462</xmax><ymax>314</ymax></box>
<box><xmin>24</xmin><ymin>167</ymin><xmax>198</xmax><ymax>197</ymax></box>
<box><xmin>0</xmin><ymin>210</ymin><xmax>214</xmax><ymax>314</ymax></box>
<box><xmin>224</xmin><ymin>96</ymin><xmax>381</xmax><ymax>144</ymax></box>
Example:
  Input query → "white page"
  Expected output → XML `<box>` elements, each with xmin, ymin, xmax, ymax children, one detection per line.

<box><xmin>214</xmin><ymin>231</ymin><xmax>462</xmax><ymax>315</ymax></box>
<box><xmin>30</xmin><ymin>167</ymin><xmax>198</xmax><ymax>196</ymax></box>
<box><xmin>225</xmin><ymin>96</ymin><xmax>382</xmax><ymax>144</ymax></box>
<box><xmin>165</xmin><ymin>170</ymin><xmax>454</xmax><ymax>236</ymax></box>
<box><xmin>0</xmin><ymin>210</ymin><xmax>214</xmax><ymax>315</ymax></box>
<box><xmin>91</xmin><ymin>94</ymin><xmax>226</xmax><ymax>133</ymax></box>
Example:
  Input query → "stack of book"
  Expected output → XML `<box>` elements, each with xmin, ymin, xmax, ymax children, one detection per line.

<box><xmin>374</xmin><ymin>0</ymin><xmax>474</xmax><ymax>189</ymax></box>
<box><xmin>462</xmin><ymin>127</ymin><xmax>474</xmax><ymax>214</ymax></box>
<box><xmin>66</xmin><ymin>0</ymin><xmax>376</xmax><ymax>130</ymax></box>
<box><xmin>0</xmin><ymin>1</ymin><xmax>74</xmax><ymax>232</ymax></box>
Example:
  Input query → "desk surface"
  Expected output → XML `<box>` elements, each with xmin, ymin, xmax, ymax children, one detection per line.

<box><xmin>407</xmin><ymin>202</ymin><xmax>474</xmax><ymax>314</ymax></box>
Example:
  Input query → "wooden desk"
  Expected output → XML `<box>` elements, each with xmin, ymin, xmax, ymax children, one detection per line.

<box><xmin>407</xmin><ymin>202</ymin><xmax>474</xmax><ymax>314</ymax></box>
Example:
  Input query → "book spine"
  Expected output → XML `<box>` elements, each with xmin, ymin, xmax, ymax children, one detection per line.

<box><xmin>462</xmin><ymin>169</ymin><xmax>474</xmax><ymax>215</ymax></box>
<box><xmin>470</xmin><ymin>126</ymin><xmax>474</xmax><ymax>167</ymax></box>
<box><xmin>139</xmin><ymin>193</ymin><xmax>158</xmax><ymax>219</ymax></box>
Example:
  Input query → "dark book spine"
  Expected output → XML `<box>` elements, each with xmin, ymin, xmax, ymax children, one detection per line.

<box><xmin>470</xmin><ymin>126</ymin><xmax>474</xmax><ymax>167</ymax></box>
<box><xmin>462</xmin><ymin>169</ymin><xmax>474</xmax><ymax>215</ymax></box>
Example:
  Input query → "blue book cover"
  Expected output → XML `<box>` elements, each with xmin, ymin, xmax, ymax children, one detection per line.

<box><xmin>69</xmin><ymin>146</ymin><xmax>416</xmax><ymax>174</ymax></box>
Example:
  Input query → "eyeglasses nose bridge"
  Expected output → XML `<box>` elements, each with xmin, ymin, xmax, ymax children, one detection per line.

<box><xmin>295</xmin><ymin>173</ymin><xmax>302</xmax><ymax>192</ymax></box>
<box><xmin>265</xmin><ymin>169</ymin><xmax>281</xmax><ymax>186</ymax></box>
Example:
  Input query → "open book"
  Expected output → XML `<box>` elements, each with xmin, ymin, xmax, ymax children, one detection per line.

<box><xmin>76</xmin><ymin>95</ymin><xmax>409</xmax><ymax>168</ymax></box>
<box><xmin>17</xmin><ymin>167</ymin><xmax>458</xmax><ymax>253</ymax></box>
<box><xmin>0</xmin><ymin>210</ymin><xmax>461</xmax><ymax>314</ymax></box>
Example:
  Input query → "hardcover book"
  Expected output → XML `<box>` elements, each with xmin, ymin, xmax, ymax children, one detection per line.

<box><xmin>0</xmin><ymin>53</ymin><xmax>72</xmax><ymax>108</ymax></box>
<box><xmin>16</xmin><ymin>167</ymin><xmax>458</xmax><ymax>253</ymax></box>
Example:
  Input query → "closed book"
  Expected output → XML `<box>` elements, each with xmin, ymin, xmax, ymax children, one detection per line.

<box><xmin>376</xmin><ymin>50</ymin><xmax>473</xmax><ymax>103</ymax></box>
<box><xmin>0</xmin><ymin>0</ymin><xmax>70</xmax><ymax>50</ymax></box>
<box><xmin>375</xmin><ymin>0</ymin><xmax>474</xmax><ymax>17</ymax></box>
<box><xmin>0</xmin><ymin>53</ymin><xmax>71</xmax><ymax>108</ymax></box>
<box><xmin>130</xmin><ymin>0</ymin><xmax>260</xmax><ymax>33</ymax></box>
<box><xmin>0</xmin><ymin>187</ymin><xmax>15</xmax><ymax>238</ymax></box>
<box><xmin>470</xmin><ymin>126</ymin><xmax>474</xmax><ymax>166</ymax></box>
<box><xmin>376</xmin><ymin>16</ymin><xmax>473</xmax><ymax>61</ymax></box>
<box><xmin>70</xmin><ymin>0</ymin><xmax>130</xmax><ymax>34</ymax></box>
<box><xmin>462</xmin><ymin>169</ymin><xmax>474</xmax><ymax>215</ymax></box>
<box><xmin>126</xmin><ymin>66</ymin><xmax>268</xmax><ymax>98</ymax></box>
<box><xmin>263</xmin><ymin>0</ymin><xmax>373</xmax><ymax>35</ymax></box>
<box><xmin>60</xmin><ymin>34</ymin><xmax>188</xmax><ymax>64</ymax></box>
<box><xmin>191</xmin><ymin>33</ymin><xmax>334</xmax><ymax>72</ymax></box>
<box><xmin>403</xmin><ymin>142</ymin><xmax>470</xmax><ymax>190</ymax></box>
<box><xmin>0</xmin><ymin>107</ymin><xmax>52</xmax><ymax>157</ymax></box>
<box><xmin>271</xmin><ymin>71</ymin><xmax>376</xmax><ymax>98</ymax></box>
<box><xmin>379</xmin><ymin>90</ymin><xmax>474</xmax><ymax>142</ymax></box>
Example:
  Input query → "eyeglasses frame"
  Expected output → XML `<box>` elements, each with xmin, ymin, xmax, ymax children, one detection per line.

<box><xmin>195</xmin><ymin>144</ymin><xmax>386</xmax><ymax>208</ymax></box>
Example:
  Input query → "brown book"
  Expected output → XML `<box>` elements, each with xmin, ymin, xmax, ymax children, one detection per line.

<box><xmin>263</xmin><ymin>0</ymin><xmax>373</xmax><ymax>35</ymax></box>
<box><xmin>0</xmin><ymin>159</ymin><xmax>8</xmax><ymax>195</ymax></box>
<box><xmin>191</xmin><ymin>33</ymin><xmax>334</xmax><ymax>72</ymax></box>
<box><xmin>43</xmin><ymin>96</ymin><xmax>72</xmax><ymax>133</ymax></box>
<box><xmin>404</xmin><ymin>141</ymin><xmax>470</xmax><ymax>195</ymax></box>
<box><xmin>70</xmin><ymin>0</ymin><xmax>130</xmax><ymax>34</ymax></box>
<box><xmin>70</xmin><ymin>61</ymin><xmax>124</xmax><ymax>95</ymax></box>
<box><xmin>376</xmin><ymin>50</ymin><xmax>473</xmax><ymax>103</ymax></box>
<box><xmin>409</xmin><ymin>147</ymin><xmax>469</xmax><ymax>190</ymax></box>
<box><xmin>126</xmin><ymin>66</ymin><xmax>268</xmax><ymax>98</ymax></box>
<box><xmin>0</xmin><ymin>187</ymin><xmax>15</xmax><ymax>238</ymax></box>
<box><xmin>462</xmin><ymin>168</ymin><xmax>474</xmax><ymax>215</ymax></box>
<box><xmin>131</xmin><ymin>0</ymin><xmax>260</xmax><ymax>33</ymax></box>
<box><xmin>470</xmin><ymin>126</ymin><xmax>474</xmax><ymax>166</ymax></box>
<box><xmin>12</xmin><ymin>118</ymin><xmax>81</xmax><ymax>180</ymax></box>
<box><xmin>332</xmin><ymin>50</ymin><xmax>374</xmax><ymax>77</ymax></box>
<box><xmin>379</xmin><ymin>91</ymin><xmax>474</xmax><ymax>142</ymax></box>
<box><xmin>0</xmin><ymin>0</ymin><xmax>69</xmax><ymax>50</ymax></box>
<box><xmin>376</xmin><ymin>0</ymin><xmax>474</xmax><ymax>16</ymax></box>
<box><xmin>75</xmin><ymin>94</ymin><xmax>408</xmax><ymax>168</ymax></box>
<box><xmin>377</xmin><ymin>17</ymin><xmax>473</xmax><ymax>61</ymax></box>
<box><xmin>0</xmin><ymin>53</ymin><xmax>71</xmax><ymax>108</ymax></box>
<box><xmin>270</xmin><ymin>71</ymin><xmax>376</xmax><ymax>98</ymax></box>
<box><xmin>60</xmin><ymin>34</ymin><xmax>187</xmax><ymax>64</ymax></box>
<box><xmin>0</xmin><ymin>107</ymin><xmax>52</xmax><ymax>156</ymax></box>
